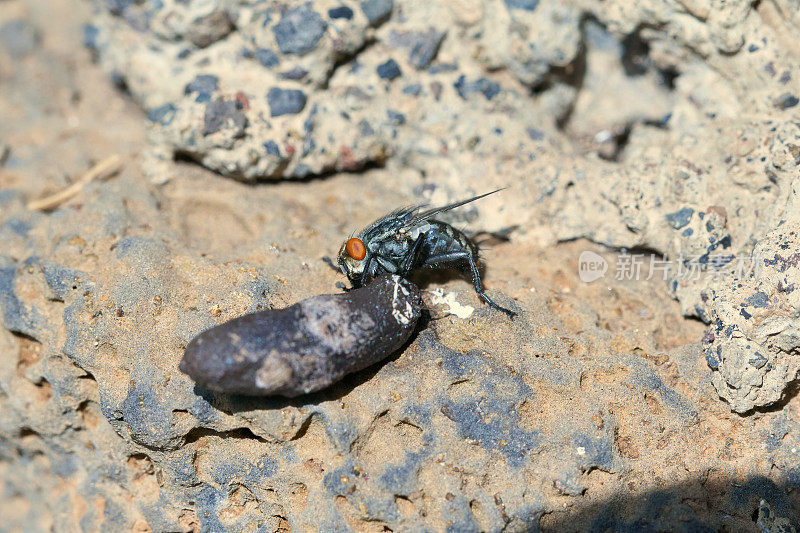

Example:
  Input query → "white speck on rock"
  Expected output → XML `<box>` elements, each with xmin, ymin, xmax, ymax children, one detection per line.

<box><xmin>429</xmin><ymin>289</ymin><xmax>474</xmax><ymax>319</ymax></box>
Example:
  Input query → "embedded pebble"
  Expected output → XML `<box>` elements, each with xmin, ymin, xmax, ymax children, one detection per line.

<box><xmin>267</xmin><ymin>87</ymin><xmax>307</xmax><ymax>117</ymax></box>
<box><xmin>376</xmin><ymin>58</ymin><xmax>402</xmax><ymax>80</ymax></box>
<box><xmin>272</xmin><ymin>6</ymin><xmax>327</xmax><ymax>55</ymax></box>
<box><xmin>361</xmin><ymin>0</ymin><xmax>393</xmax><ymax>25</ymax></box>
<box><xmin>202</xmin><ymin>98</ymin><xmax>247</xmax><ymax>136</ymax></box>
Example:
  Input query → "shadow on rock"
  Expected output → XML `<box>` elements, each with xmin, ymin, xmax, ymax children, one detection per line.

<box><xmin>540</xmin><ymin>474</ymin><xmax>799</xmax><ymax>533</ymax></box>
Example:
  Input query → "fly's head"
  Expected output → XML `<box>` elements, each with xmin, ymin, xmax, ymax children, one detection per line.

<box><xmin>337</xmin><ymin>237</ymin><xmax>368</xmax><ymax>287</ymax></box>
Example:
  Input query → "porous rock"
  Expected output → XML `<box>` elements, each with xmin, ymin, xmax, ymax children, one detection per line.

<box><xmin>2</xmin><ymin>0</ymin><xmax>800</xmax><ymax>529</ymax></box>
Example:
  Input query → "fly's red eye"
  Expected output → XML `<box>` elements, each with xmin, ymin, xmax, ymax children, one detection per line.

<box><xmin>345</xmin><ymin>238</ymin><xmax>366</xmax><ymax>260</ymax></box>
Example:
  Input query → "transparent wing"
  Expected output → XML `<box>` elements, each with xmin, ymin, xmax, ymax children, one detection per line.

<box><xmin>408</xmin><ymin>188</ymin><xmax>505</xmax><ymax>225</ymax></box>
<box><xmin>358</xmin><ymin>189</ymin><xmax>505</xmax><ymax>240</ymax></box>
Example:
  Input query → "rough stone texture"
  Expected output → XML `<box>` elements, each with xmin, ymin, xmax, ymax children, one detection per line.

<box><xmin>1</xmin><ymin>0</ymin><xmax>800</xmax><ymax>530</ymax></box>
<box><xmin>80</xmin><ymin>0</ymin><xmax>800</xmax><ymax>411</ymax></box>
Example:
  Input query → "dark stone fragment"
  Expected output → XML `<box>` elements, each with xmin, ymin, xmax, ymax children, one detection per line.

<box><xmin>402</xmin><ymin>83</ymin><xmax>422</xmax><ymax>96</ymax></box>
<box><xmin>187</xmin><ymin>11</ymin><xmax>233</xmax><ymax>48</ymax></box>
<box><xmin>749</xmin><ymin>353</ymin><xmax>767</xmax><ymax>369</ymax></box>
<box><xmin>301</xmin><ymin>105</ymin><xmax>316</xmax><ymax>159</ymax></box>
<box><xmin>83</xmin><ymin>24</ymin><xmax>100</xmax><ymax>50</ymax></box>
<box><xmin>359</xmin><ymin>119</ymin><xmax>375</xmax><ymax>136</ymax></box>
<box><xmin>775</xmin><ymin>93</ymin><xmax>799</xmax><ymax>110</ymax></box>
<box><xmin>376</xmin><ymin>58</ymin><xmax>402</xmax><ymax>80</ymax></box>
<box><xmin>747</xmin><ymin>291</ymin><xmax>770</xmax><ymax>308</ymax></box>
<box><xmin>202</xmin><ymin>98</ymin><xmax>248</xmax><ymax>136</ymax></box>
<box><xmin>280</xmin><ymin>66</ymin><xmax>308</xmax><ymax>80</ymax></box>
<box><xmin>428</xmin><ymin>63</ymin><xmax>457</xmax><ymax>74</ymax></box>
<box><xmin>104</xmin><ymin>0</ymin><xmax>134</xmax><ymax>15</ymax></box>
<box><xmin>387</xmin><ymin>110</ymin><xmax>405</xmax><ymax>124</ymax></box>
<box><xmin>665</xmin><ymin>207</ymin><xmax>694</xmax><ymax>229</ymax></box>
<box><xmin>267</xmin><ymin>88</ymin><xmax>307</xmax><ymax>117</ymax></box>
<box><xmin>713</xmin><ymin>235</ymin><xmax>731</xmax><ymax>249</ymax></box>
<box><xmin>292</xmin><ymin>163</ymin><xmax>312</xmax><ymax>178</ymax></box>
<box><xmin>180</xmin><ymin>275</ymin><xmax>423</xmax><ymax>397</ymax></box>
<box><xmin>453</xmin><ymin>76</ymin><xmax>469</xmax><ymax>99</ymax></box>
<box><xmin>454</xmin><ymin>75</ymin><xmax>501</xmax><ymax>101</ymax></box>
<box><xmin>147</xmin><ymin>103</ymin><xmax>177</xmax><ymax>126</ymax></box>
<box><xmin>705</xmin><ymin>351</ymin><xmax>719</xmax><ymax>370</ymax></box>
<box><xmin>273</xmin><ymin>6</ymin><xmax>327</xmax><ymax>55</ymax></box>
<box><xmin>184</xmin><ymin>74</ymin><xmax>219</xmax><ymax>103</ymax></box>
<box><xmin>254</xmin><ymin>48</ymin><xmax>280</xmax><ymax>67</ymax></box>
<box><xmin>480</xmin><ymin>80</ymin><xmax>500</xmax><ymax>100</ymax></box>
<box><xmin>328</xmin><ymin>6</ymin><xmax>354</xmax><ymax>19</ymax></box>
<box><xmin>123</xmin><ymin>6</ymin><xmax>151</xmax><ymax>32</ymax></box>
<box><xmin>526</xmin><ymin>128</ymin><xmax>544</xmax><ymax>140</ymax></box>
<box><xmin>263</xmin><ymin>141</ymin><xmax>281</xmax><ymax>156</ymax></box>
<box><xmin>504</xmin><ymin>0</ymin><xmax>539</xmax><ymax>10</ymax></box>
<box><xmin>0</xmin><ymin>20</ymin><xmax>40</xmax><ymax>57</ymax></box>
<box><xmin>303</xmin><ymin>105</ymin><xmax>317</xmax><ymax>134</ymax></box>
<box><xmin>408</xmin><ymin>29</ymin><xmax>445</xmax><ymax>69</ymax></box>
<box><xmin>360</xmin><ymin>0</ymin><xmax>393</xmax><ymax>25</ymax></box>
<box><xmin>430</xmin><ymin>81</ymin><xmax>442</xmax><ymax>100</ymax></box>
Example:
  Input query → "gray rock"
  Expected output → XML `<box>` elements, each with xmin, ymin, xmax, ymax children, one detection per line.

<box><xmin>376</xmin><ymin>58</ymin><xmax>402</xmax><ymax>80</ymax></box>
<box><xmin>266</xmin><ymin>87</ymin><xmax>307</xmax><ymax>117</ymax></box>
<box><xmin>187</xmin><ymin>11</ymin><xmax>233</xmax><ymax>49</ymax></box>
<box><xmin>272</xmin><ymin>5</ymin><xmax>327</xmax><ymax>55</ymax></box>
<box><xmin>184</xmin><ymin>74</ymin><xmax>219</xmax><ymax>103</ymax></box>
<box><xmin>202</xmin><ymin>98</ymin><xmax>248</xmax><ymax>136</ymax></box>
<box><xmin>408</xmin><ymin>29</ymin><xmax>445</xmax><ymax>69</ymax></box>
<box><xmin>504</xmin><ymin>0</ymin><xmax>539</xmax><ymax>10</ymax></box>
<box><xmin>360</xmin><ymin>0</ymin><xmax>393</xmax><ymax>25</ymax></box>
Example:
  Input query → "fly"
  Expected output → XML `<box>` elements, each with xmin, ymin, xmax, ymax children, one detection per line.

<box><xmin>336</xmin><ymin>189</ymin><xmax>516</xmax><ymax>317</ymax></box>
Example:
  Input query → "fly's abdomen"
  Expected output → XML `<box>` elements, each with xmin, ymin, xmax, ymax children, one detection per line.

<box><xmin>426</xmin><ymin>222</ymin><xmax>475</xmax><ymax>257</ymax></box>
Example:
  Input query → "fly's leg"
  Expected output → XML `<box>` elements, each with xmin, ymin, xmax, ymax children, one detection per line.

<box><xmin>399</xmin><ymin>235</ymin><xmax>427</xmax><ymax>276</ymax></box>
<box><xmin>322</xmin><ymin>256</ymin><xmax>340</xmax><ymax>273</ymax></box>
<box><xmin>424</xmin><ymin>251</ymin><xmax>517</xmax><ymax>318</ymax></box>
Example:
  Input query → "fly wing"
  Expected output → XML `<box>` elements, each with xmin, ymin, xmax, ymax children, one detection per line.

<box><xmin>408</xmin><ymin>188</ymin><xmax>505</xmax><ymax>225</ymax></box>
<box><xmin>359</xmin><ymin>189</ymin><xmax>504</xmax><ymax>240</ymax></box>
<box><xmin>359</xmin><ymin>205</ymin><xmax>422</xmax><ymax>241</ymax></box>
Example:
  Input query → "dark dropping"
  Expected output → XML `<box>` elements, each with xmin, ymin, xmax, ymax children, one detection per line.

<box><xmin>180</xmin><ymin>274</ymin><xmax>422</xmax><ymax>397</ymax></box>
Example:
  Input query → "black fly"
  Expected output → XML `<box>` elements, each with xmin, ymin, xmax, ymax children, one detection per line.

<box><xmin>336</xmin><ymin>189</ymin><xmax>516</xmax><ymax>317</ymax></box>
